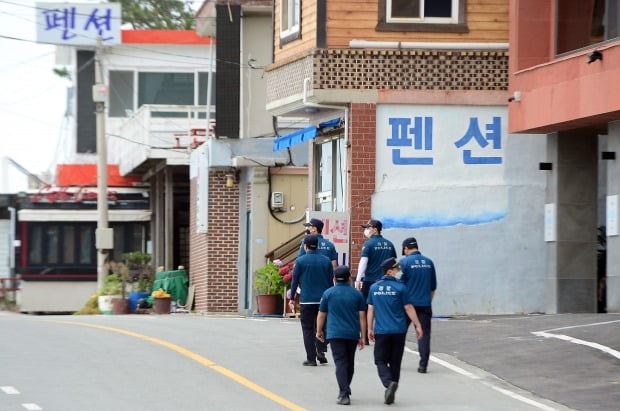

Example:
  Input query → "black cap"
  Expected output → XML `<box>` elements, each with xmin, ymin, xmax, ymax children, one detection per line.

<box><xmin>303</xmin><ymin>218</ymin><xmax>324</xmax><ymax>231</ymax></box>
<box><xmin>361</xmin><ymin>219</ymin><xmax>382</xmax><ymax>231</ymax></box>
<box><xmin>333</xmin><ymin>265</ymin><xmax>351</xmax><ymax>281</ymax></box>
<box><xmin>381</xmin><ymin>257</ymin><xmax>399</xmax><ymax>273</ymax></box>
<box><xmin>303</xmin><ymin>234</ymin><xmax>319</xmax><ymax>249</ymax></box>
<box><xmin>402</xmin><ymin>237</ymin><xmax>418</xmax><ymax>255</ymax></box>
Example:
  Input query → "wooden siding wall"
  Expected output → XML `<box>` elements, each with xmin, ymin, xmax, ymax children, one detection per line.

<box><xmin>274</xmin><ymin>0</ymin><xmax>318</xmax><ymax>62</ymax></box>
<box><xmin>327</xmin><ymin>0</ymin><xmax>509</xmax><ymax>46</ymax></box>
<box><xmin>274</xmin><ymin>0</ymin><xmax>509</xmax><ymax>63</ymax></box>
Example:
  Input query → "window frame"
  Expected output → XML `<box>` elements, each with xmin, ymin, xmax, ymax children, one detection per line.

<box><xmin>280</xmin><ymin>0</ymin><xmax>301</xmax><ymax>45</ymax></box>
<box><xmin>313</xmin><ymin>134</ymin><xmax>345</xmax><ymax>212</ymax></box>
<box><xmin>108</xmin><ymin>69</ymin><xmax>215</xmax><ymax>118</ymax></box>
<box><xmin>377</xmin><ymin>0</ymin><xmax>468</xmax><ymax>33</ymax></box>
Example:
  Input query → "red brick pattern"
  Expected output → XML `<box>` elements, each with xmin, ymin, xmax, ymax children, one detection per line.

<box><xmin>348</xmin><ymin>103</ymin><xmax>376</xmax><ymax>274</ymax></box>
<box><xmin>190</xmin><ymin>170</ymin><xmax>240</xmax><ymax>313</ymax></box>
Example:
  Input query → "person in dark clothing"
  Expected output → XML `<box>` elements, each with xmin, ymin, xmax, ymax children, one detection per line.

<box><xmin>298</xmin><ymin>218</ymin><xmax>338</xmax><ymax>268</ymax></box>
<box><xmin>289</xmin><ymin>234</ymin><xmax>334</xmax><ymax>366</ymax></box>
<box><xmin>400</xmin><ymin>237</ymin><xmax>437</xmax><ymax>374</ymax></box>
<box><xmin>367</xmin><ymin>257</ymin><xmax>423</xmax><ymax>405</ymax></box>
<box><xmin>317</xmin><ymin>265</ymin><xmax>367</xmax><ymax>406</ymax></box>
<box><xmin>355</xmin><ymin>219</ymin><xmax>396</xmax><ymax>344</ymax></box>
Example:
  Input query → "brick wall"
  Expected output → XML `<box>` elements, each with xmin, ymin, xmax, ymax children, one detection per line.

<box><xmin>190</xmin><ymin>170</ymin><xmax>240</xmax><ymax>313</ymax></box>
<box><xmin>348</xmin><ymin>103</ymin><xmax>376</xmax><ymax>274</ymax></box>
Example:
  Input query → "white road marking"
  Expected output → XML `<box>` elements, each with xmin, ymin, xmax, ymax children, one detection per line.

<box><xmin>532</xmin><ymin>331</ymin><xmax>620</xmax><ymax>360</ymax></box>
<box><xmin>1</xmin><ymin>386</ymin><xmax>19</xmax><ymax>394</ymax></box>
<box><xmin>404</xmin><ymin>348</ymin><xmax>561</xmax><ymax>410</ymax></box>
<box><xmin>22</xmin><ymin>404</ymin><xmax>42</xmax><ymax>410</ymax></box>
<box><xmin>542</xmin><ymin>319</ymin><xmax>620</xmax><ymax>332</ymax></box>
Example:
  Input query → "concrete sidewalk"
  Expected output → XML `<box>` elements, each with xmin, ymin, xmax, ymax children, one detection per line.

<box><xmin>407</xmin><ymin>314</ymin><xmax>620</xmax><ymax>411</ymax></box>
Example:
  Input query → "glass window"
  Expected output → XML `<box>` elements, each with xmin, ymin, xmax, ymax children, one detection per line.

<box><xmin>138</xmin><ymin>73</ymin><xmax>194</xmax><ymax>106</ymax></box>
<box><xmin>556</xmin><ymin>0</ymin><xmax>619</xmax><ymax>55</ymax></box>
<box><xmin>78</xmin><ymin>225</ymin><xmax>94</xmax><ymax>264</ymax></box>
<box><xmin>314</xmin><ymin>136</ymin><xmax>345</xmax><ymax>212</ymax></box>
<box><xmin>379</xmin><ymin>0</ymin><xmax>466</xmax><ymax>32</ymax></box>
<box><xmin>281</xmin><ymin>0</ymin><xmax>301</xmax><ymax>39</ymax></box>
<box><xmin>63</xmin><ymin>226</ymin><xmax>75</xmax><ymax>263</ymax></box>
<box><xmin>29</xmin><ymin>225</ymin><xmax>42</xmax><ymax>264</ymax></box>
<box><xmin>109</xmin><ymin>70</ymin><xmax>134</xmax><ymax>117</ymax></box>
<box><xmin>45</xmin><ymin>225</ymin><xmax>59</xmax><ymax>264</ymax></box>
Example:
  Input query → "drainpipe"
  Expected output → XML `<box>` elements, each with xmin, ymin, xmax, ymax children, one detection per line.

<box><xmin>302</xmin><ymin>77</ymin><xmax>349</xmax><ymax>209</ymax></box>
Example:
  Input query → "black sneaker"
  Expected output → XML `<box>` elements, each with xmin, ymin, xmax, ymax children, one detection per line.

<box><xmin>337</xmin><ymin>396</ymin><xmax>350</xmax><ymax>405</ymax></box>
<box><xmin>417</xmin><ymin>366</ymin><xmax>427</xmax><ymax>374</ymax></box>
<box><xmin>384</xmin><ymin>381</ymin><xmax>398</xmax><ymax>404</ymax></box>
<box><xmin>303</xmin><ymin>360</ymin><xmax>317</xmax><ymax>366</ymax></box>
<box><xmin>316</xmin><ymin>351</ymin><xmax>328</xmax><ymax>364</ymax></box>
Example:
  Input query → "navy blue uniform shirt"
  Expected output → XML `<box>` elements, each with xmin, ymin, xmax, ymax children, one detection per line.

<box><xmin>400</xmin><ymin>251</ymin><xmax>437</xmax><ymax>306</ymax></box>
<box><xmin>319</xmin><ymin>282</ymin><xmax>366</xmax><ymax>340</ymax></box>
<box><xmin>290</xmin><ymin>250</ymin><xmax>333</xmax><ymax>303</ymax></box>
<box><xmin>367</xmin><ymin>276</ymin><xmax>410</xmax><ymax>334</ymax></box>
<box><xmin>298</xmin><ymin>234</ymin><xmax>338</xmax><ymax>264</ymax></box>
<box><xmin>361</xmin><ymin>235</ymin><xmax>397</xmax><ymax>282</ymax></box>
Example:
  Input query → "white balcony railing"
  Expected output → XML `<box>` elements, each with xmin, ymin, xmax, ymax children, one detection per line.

<box><xmin>113</xmin><ymin>105</ymin><xmax>213</xmax><ymax>176</ymax></box>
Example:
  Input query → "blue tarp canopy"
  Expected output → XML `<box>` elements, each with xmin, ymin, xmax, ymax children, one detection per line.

<box><xmin>273</xmin><ymin>126</ymin><xmax>318</xmax><ymax>152</ymax></box>
<box><xmin>272</xmin><ymin>118</ymin><xmax>342</xmax><ymax>152</ymax></box>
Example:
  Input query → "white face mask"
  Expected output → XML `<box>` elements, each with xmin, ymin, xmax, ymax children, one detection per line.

<box><xmin>363</xmin><ymin>228</ymin><xmax>371</xmax><ymax>238</ymax></box>
<box><xmin>394</xmin><ymin>270</ymin><xmax>403</xmax><ymax>280</ymax></box>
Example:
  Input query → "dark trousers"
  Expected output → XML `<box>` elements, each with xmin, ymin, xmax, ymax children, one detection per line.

<box><xmin>373</xmin><ymin>333</ymin><xmax>407</xmax><ymax>387</ymax></box>
<box><xmin>329</xmin><ymin>338</ymin><xmax>358</xmax><ymax>398</ymax></box>
<box><xmin>361</xmin><ymin>282</ymin><xmax>373</xmax><ymax>343</ymax></box>
<box><xmin>414</xmin><ymin>306</ymin><xmax>432</xmax><ymax>367</ymax></box>
<box><xmin>300</xmin><ymin>304</ymin><xmax>327</xmax><ymax>361</ymax></box>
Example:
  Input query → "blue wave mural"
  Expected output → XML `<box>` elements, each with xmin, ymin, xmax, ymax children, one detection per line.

<box><xmin>381</xmin><ymin>210</ymin><xmax>508</xmax><ymax>229</ymax></box>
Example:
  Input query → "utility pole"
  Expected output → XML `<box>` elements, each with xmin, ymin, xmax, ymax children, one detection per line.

<box><xmin>93</xmin><ymin>37</ymin><xmax>112</xmax><ymax>290</ymax></box>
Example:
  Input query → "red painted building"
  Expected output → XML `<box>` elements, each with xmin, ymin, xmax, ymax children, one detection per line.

<box><xmin>509</xmin><ymin>0</ymin><xmax>619</xmax><ymax>313</ymax></box>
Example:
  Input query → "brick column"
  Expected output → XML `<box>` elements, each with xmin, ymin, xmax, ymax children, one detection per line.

<box><xmin>348</xmin><ymin>103</ymin><xmax>376</xmax><ymax>273</ymax></box>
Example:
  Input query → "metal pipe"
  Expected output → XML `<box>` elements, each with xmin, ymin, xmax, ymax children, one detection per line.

<box><xmin>349</xmin><ymin>40</ymin><xmax>508</xmax><ymax>50</ymax></box>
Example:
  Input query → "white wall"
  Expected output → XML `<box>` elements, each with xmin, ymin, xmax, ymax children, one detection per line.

<box><xmin>374</xmin><ymin>104</ymin><xmax>547</xmax><ymax>315</ymax></box>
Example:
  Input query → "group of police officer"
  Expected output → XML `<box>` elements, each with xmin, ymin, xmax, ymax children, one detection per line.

<box><xmin>288</xmin><ymin>217</ymin><xmax>437</xmax><ymax>406</ymax></box>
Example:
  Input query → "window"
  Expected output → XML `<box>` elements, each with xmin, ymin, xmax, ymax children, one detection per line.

<box><xmin>378</xmin><ymin>0</ymin><xmax>467</xmax><ymax>32</ymax></box>
<box><xmin>556</xmin><ymin>0</ymin><xmax>619</xmax><ymax>55</ymax></box>
<box><xmin>280</xmin><ymin>0</ymin><xmax>301</xmax><ymax>44</ymax></box>
<box><xmin>23</xmin><ymin>222</ymin><xmax>148</xmax><ymax>277</ymax></box>
<box><xmin>108</xmin><ymin>70</ymin><xmax>215</xmax><ymax>118</ymax></box>
<box><xmin>314</xmin><ymin>136</ymin><xmax>345</xmax><ymax>212</ymax></box>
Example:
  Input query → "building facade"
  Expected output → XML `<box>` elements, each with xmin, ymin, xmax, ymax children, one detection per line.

<box><xmin>266</xmin><ymin>0</ymin><xmax>549</xmax><ymax>315</ymax></box>
<box><xmin>509</xmin><ymin>0</ymin><xmax>619</xmax><ymax>313</ymax></box>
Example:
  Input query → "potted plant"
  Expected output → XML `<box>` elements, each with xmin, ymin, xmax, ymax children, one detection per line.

<box><xmin>108</xmin><ymin>261</ymin><xmax>130</xmax><ymax>314</ymax></box>
<box><xmin>97</xmin><ymin>272</ymin><xmax>123</xmax><ymax>315</ymax></box>
<box><xmin>254</xmin><ymin>260</ymin><xmax>288</xmax><ymax>314</ymax></box>
<box><xmin>123</xmin><ymin>251</ymin><xmax>154</xmax><ymax>312</ymax></box>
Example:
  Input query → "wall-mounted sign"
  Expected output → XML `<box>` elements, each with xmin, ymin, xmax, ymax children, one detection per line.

<box><xmin>544</xmin><ymin>203</ymin><xmax>557</xmax><ymax>242</ymax></box>
<box><xmin>36</xmin><ymin>2</ymin><xmax>121</xmax><ymax>45</ymax></box>
<box><xmin>607</xmin><ymin>195</ymin><xmax>618</xmax><ymax>236</ymax></box>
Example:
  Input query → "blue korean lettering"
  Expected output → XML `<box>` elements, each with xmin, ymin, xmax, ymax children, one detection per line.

<box><xmin>43</xmin><ymin>7</ymin><xmax>77</xmax><ymax>40</ymax></box>
<box><xmin>454</xmin><ymin>116</ymin><xmax>502</xmax><ymax>164</ymax></box>
<box><xmin>84</xmin><ymin>7</ymin><xmax>114</xmax><ymax>40</ymax></box>
<box><xmin>386</xmin><ymin>117</ymin><xmax>434</xmax><ymax>165</ymax></box>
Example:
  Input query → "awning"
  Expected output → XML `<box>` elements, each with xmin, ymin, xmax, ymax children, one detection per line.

<box><xmin>273</xmin><ymin>126</ymin><xmax>318</xmax><ymax>152</ymax></box>
<box><xmin>272</xmin><ymin>117</ymin><xmax>343</xmax><ymax>152</ymax></box>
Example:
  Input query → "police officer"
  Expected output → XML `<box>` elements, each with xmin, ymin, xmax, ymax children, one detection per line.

<box><xmin>367</xmin><ymin>257</ymin><xmax>423</xmax><ymax>405</ymax></box>
<box><xmin>400</xmin><ymin>237</ymin><xmax>437</xmax><ymax>374</ymax></box>
<box><xmin>289</xmin><ymin>234</ymin><xmax>334</xmax><ymax>366</ymax></box>
<box><xmin>299</xmin><ymin>218</ymin><xmax>338</xmax><ymax>268</ymax></box>
<box><xmin>316</xmin><ymin>265</ymin><xmax>367</xmax><ymax>405</ymax></box>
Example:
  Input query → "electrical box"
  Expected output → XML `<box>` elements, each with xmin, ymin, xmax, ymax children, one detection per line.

<box><xmin>96</xmin><ymin>228</ymin><xmax>114</xmax><ymax>250</ymax></box>
<box><xmin>92</xmin><ymin>84</ymin><xmax>108</xmax><ymax>103</ymax></box>
<box><xmin>271</xmin><ymin>192</ymin><xmax>284</xmax><ymax>209</ymax></box>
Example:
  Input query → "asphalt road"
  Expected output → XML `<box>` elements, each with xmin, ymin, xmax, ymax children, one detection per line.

<box><xmin>417</xmin><ymin>313</ymin><xmax>620</xmax><ymax>411</ymax></box>
<box><xmin>1</xmin><ymin>311</ymin><xmax>617</xmax><ymax>410</ymax></box>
